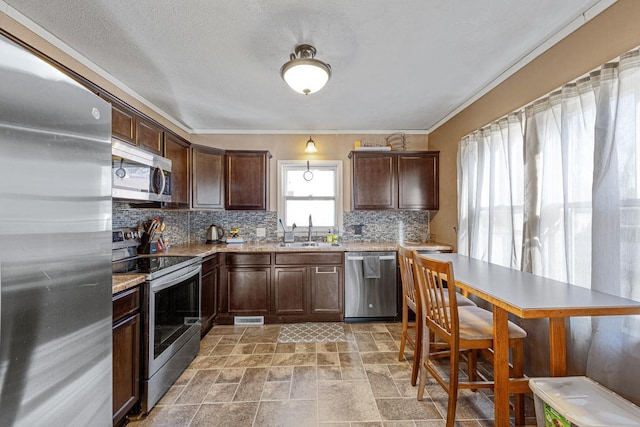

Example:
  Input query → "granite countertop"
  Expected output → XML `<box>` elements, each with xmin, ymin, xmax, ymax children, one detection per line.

<box><xmin>159</xmin><ymin>240</ymin><xmax>453</xmax><ymax>257</ymax></box>
<box><xmin>112</xmin><ymin>240</ymin><xmax>453</xmax><ymax>294</ymax></box>
<box><xmin>112</xmin><ymin>274</ymin><xmax>145</xmax><ymax>295</ymax></box>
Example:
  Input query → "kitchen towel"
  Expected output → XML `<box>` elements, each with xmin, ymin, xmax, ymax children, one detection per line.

<box><xmin>363</xmin><ymin>256</ymin><xmax>381</xmax><ymax>279</ymax></box>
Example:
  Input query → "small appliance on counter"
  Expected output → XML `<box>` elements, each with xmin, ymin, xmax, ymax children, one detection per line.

<box><xmin>225</xmin><ymin>227</ymin><xmax>244</xmax><ymax>244</ymax></box>
<box><xmin>206</xmin><ymin>224</ymin><xmax>225</xmax><ymax>243</ymax></box>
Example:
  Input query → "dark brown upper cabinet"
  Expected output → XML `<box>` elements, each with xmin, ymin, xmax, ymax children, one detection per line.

<box><xmin>225</xmin><ymin>150</ymin><xmax>272</xmax><ymax>210</ymax></box>
<box><xmin>163</xmin><ymin>133</ymin><xmax>190</xmax><ymax>208</ymax></box>
<box><xmin>350</xmin><ymin>152</ymin><xmax>397</xmax><ymax>210</ymax></box>
<box><xmin>397</xmin><ymin>152</ymin><xmax>439</xmax><ymax>210</ymax></box>
<box><xmin>99</xmin><ymin>93</ymin><xmax>135</xmax><ymax>144</ymax></box>
<box><xmin>349</xmin><ymin>151</ymin><xmax>439</xmax><ymax>210</ymax></box>
<box><xmin>135</xmin><ymin>116</ymin><xmax>163</xmax><ymax>155</ymax></box>
<box><xmin>191</xmin><ymin>145</ymin><xmax>225</xmax><ymax>210</ymax></box>
<box><xmin>99</xmin><ymin>92</ymin><xmax>163</xmax><ymax>155</ymax></box>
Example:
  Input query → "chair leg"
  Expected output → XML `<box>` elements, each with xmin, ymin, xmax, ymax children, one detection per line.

<box><xmin>398</xmin><ymin>303</ymin><xmax>408</xmax><ymax>361</ymax></box>
<box><xmin>417</xmin><ymin>360</ymin><xmax>428</xmax><ymax>401</ymax></box>
<box><xmin>416</xmin><ymin>322</ymin><xmax>430</xmax><ymax>401</ymax></box>
<box><xmin>467</xmin><ymin>349</ymin><xmax>477</xmax><ymax>389</ymax></box>
<box><xmin>411</xmin><ymin>315</ymin><xmax>422</xmax><ymax>386</ymax></box>
<box><xmin>511</xmin><ymin>340</ymin><xmax>525</xmax><ymax>426</ymax></box>
<box><xmin>446</xmin><ymin>348</ymin><xmax>460</xmax><ymax>427</ymax></box>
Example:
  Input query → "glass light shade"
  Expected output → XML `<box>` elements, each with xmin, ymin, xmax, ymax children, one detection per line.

<box><xmin>304</xmin><ymin>138</ymin><xmax>318</xmax><ymax>153</ymax></box>
<box><xmin>282</xmin><ymin>61</ymin><xmax>330</xmax><ymax>95</ymax></box>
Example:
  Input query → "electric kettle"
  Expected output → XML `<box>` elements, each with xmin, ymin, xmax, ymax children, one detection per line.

<box><xmin>206</xmin><ymin>224</ymin><xmax>225</xmax><ymax>243</ymax></box>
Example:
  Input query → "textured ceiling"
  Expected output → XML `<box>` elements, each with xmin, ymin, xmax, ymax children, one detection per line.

<box><xmin>4</xmin><ymin>0</ymin><xmax>604</xmax><ymax>133</ymax></box>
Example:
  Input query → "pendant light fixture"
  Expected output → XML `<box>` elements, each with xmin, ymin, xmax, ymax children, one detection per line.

<box><xmin>280</xmin><ymin>44</ymin><xmax>331</xmax><ymax>95</ymax></box>
<box><xmin>304</xmin><ymin>136</ymin><xmax>318</xmax><ymax>153</ymax></box>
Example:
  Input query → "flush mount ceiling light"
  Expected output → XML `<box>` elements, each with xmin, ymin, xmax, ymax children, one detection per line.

<box><xmin>304</xmin><ymin>136</ymin><xmax>318</xmax><ymax>153</ymax></box>
<box><xmin>280</xmin><ymin>44</ymin><xmax>331</xmax><ymax>95</ymax></box>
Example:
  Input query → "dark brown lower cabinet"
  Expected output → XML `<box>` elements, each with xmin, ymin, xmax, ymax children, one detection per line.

<box><xmin>273</xmin><ymin>253</ymin><xmax>343</xmax><ymax>321</ymax></box>
<box><xmin>112</xmin><ymin>286</ymin><xmax>141</xmax><ymax>426</ymax></box>
<box><xmin>215</xmin><ymin>252</ymin><xmax>344</xmax><ymax>324</ymax></box>
<box><xmin>226</xmin><ymin>268</ymin><xmax>271</xmax><ymax>314</ymax></box>
<box><xmin>309</xmin><ymin>265</ymin><xmax>343</xmax><ymax>314</ymax></box>
<box><xmin>273</xmin><ymin>267</ymin><xmax>307</xmax><ymax>315</ymax></box>
<box><xmin>201</xmin><ymin>254</ymin><xmax>221</xmax><ymax>337</ymax></box>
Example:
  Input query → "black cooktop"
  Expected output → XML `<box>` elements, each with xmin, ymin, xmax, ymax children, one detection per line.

<box><xmin>113</xmin><ymin>255</ymin><xmax>200</xmax><ymax>280</ymax></box>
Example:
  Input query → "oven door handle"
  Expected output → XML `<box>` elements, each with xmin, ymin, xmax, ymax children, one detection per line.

<box><xmin>150</xmin><ymin>264</ymin><xmax>201</xmax><ymax>292</ymax></box>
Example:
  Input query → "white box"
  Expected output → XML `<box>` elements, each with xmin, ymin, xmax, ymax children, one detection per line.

<box><xmin>529</xmin><ymin>376</ymin><xmax>640</xmax><ymax>427</ymax></box>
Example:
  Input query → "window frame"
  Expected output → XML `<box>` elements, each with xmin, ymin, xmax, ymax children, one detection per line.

<box><xmin>277</xmin><ymin>159</ymin><xmax>343</xmax><ymax>235</ymax></box>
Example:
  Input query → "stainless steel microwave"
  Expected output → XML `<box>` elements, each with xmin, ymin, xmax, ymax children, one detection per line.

<box><xmin>112</xmin><ymin>139</ymin><xmax>172</xmax><ymax>202</ymax></box>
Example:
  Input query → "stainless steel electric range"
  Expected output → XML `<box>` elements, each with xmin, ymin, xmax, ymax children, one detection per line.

<box><xmin>112</xmin><ymin>228</ymin><xmax>202</xmax><ymax>415</ymax></box>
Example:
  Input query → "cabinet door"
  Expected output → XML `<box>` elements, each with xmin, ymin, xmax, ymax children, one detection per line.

<box><xmin>397</xmin><ymin>152</ymin><xmax>439</xmax><ymax>210</ymax></box>
<box><xmin>351</xmin><ymin>153</ymin><xmax>397</xmax><ymax>209</ymax></box>
<box><xmin>112</xmin><ymin>313</ymin><xmax>140</xmax><ymax>424</ymax></box>
<box><xmin>136</xmin><ymin>116</ymin><xmax>163</xmax><ymax>155</ymax></box>
<box><xmin>99</xmin><ymin>93</ymin><xmax>135</xmax><ymax>144</ymax></box>
<box><xmin>225</xmin><ymin>151</ymin><xmax>271</xmax><ymax>210</ymax></box>
<box><xmin>164</xmin><ymin>133</ymin><xmax>190</xmax><ymax>207</ymax></box>
<box><xmin>310</xmin><ymin>266</ymin><xmax>343</xmax><ymax>314</ymax></box>
<box><xmin>226</xmin><ymin>267</ymin><xmax>271</xmax><ymax>314</ymax></box>
<box><xmin>201</xmin><ymin>268</ymin><xmax>217</xmax><ymax>337</ymax></box>
<box><xmin>273</xmin><ymin>267</ymin><xmax>307</xmax><ymax>315</ymax></box>
<box><xmin>191</xmin><ymin>146</ymin><xmax>225</xmax><ymax>209</ymax></box>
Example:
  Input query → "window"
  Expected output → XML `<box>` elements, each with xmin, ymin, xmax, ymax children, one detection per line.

<box><xmin>277</xmin><ymin>160</ymin><xmax>343</xmax><ymax>232</ymax></box>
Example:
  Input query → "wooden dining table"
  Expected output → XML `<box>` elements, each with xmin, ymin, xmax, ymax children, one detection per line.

<box><xmin>422</xmin><ymin>253</ymin><xmax>640</xmax><ymax>427</ymax></box>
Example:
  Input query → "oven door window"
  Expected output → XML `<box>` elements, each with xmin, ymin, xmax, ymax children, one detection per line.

<box><xmin>153</xmin><ymin>272</ymin><xmax>200</xmax><ymax>359</ymax></box>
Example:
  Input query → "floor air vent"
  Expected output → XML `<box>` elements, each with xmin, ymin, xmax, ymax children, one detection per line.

<box><xmin>234</xmin><ymin>316</ymin><xmax>264</xmax><ymax>326</ymax></box>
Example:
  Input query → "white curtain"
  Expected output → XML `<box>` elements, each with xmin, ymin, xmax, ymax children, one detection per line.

<box><xmin>586</xmin><ymin>51</ymin><xmax>640</xmax><ymax>402</ymax></box>
<box><xmin>457</xmin><ymin>114</ymin><xmax>524</xmax><ymax>269</ymax></box>
<box><xmin>457</xmin><ymin>48</ymin><xmax>640</xmax><ymax>403</ymax></box>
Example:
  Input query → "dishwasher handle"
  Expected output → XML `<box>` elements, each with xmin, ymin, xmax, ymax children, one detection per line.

<box><xmin>346</xmin><ymin>255</ymin><xmax>396</xmax><ymax>261</ymax></box>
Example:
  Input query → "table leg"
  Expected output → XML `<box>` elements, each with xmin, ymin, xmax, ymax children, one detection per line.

<box><xmin>548</xmin><ymin>317</ymin><xmax>567</xmax><ymax>376</ymax></box>
<box><xmin>493</xmin><ymin>306</ymin><xmax>510</xmax><ymax>427</ymax></box>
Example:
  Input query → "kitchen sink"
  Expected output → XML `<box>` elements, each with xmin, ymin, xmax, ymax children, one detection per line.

<box><xmin>275</xmin><ymin>242</ymin><xmax>342</xmax><ymax>248</ymax></box>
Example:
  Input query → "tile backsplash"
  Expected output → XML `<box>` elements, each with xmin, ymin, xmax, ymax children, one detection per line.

<box><xmin>343</xmin><ymin>210</ymin><xmax>430</xmax><ymax>242</ymax></box>
<box><xmin>113</xmin><ymin>202</ymin><xmax>430</xmax><ymax>245</ymax></box>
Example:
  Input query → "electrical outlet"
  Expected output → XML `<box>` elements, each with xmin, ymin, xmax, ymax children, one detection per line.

<box><xmin>354</xmin><ymin>224</ymin><xmax>363</xmax><ymax>235</ymax></box>
<box><xmin>256</xmin><ymin>227</ymin><xmax>266</xmax><ymax>237</ymax></box>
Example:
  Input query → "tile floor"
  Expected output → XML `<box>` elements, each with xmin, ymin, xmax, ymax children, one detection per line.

<box><xmin>127</xmin><ymin>322</ymin><xmax>537</xmax><ymax>427</ymax></box>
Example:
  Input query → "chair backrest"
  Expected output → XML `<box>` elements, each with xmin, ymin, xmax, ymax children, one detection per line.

<box><xmin>398</xmin><ymin>246</ymin><xmax>418</xmax><ymax>308</ymax></box>
<box><xmin>412</xmin><ymin>252</ymin><xmax>459</xmax><ymax>346</ymax></box>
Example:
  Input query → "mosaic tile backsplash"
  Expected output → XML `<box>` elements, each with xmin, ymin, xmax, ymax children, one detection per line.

<box><xmin>113</xmin><ymin>202</ymin><xmax>430</xmax><ymax>245</ymax></box>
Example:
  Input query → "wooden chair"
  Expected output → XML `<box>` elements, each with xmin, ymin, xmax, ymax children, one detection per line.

<box><xmin>397</xmin><ymin>246</ymin><xmax>476</xmax><ymax>386</ymax></box>
<box><xmin>412</xmin><ymin>252</ymin><xmax>526</xmax><ymax>427</ymax></box>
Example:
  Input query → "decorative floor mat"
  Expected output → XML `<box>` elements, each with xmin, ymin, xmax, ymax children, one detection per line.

<box><xmin>278</xmin><ymin>322</ymin><xmax>347</xmax><ymax>343</ymax></box>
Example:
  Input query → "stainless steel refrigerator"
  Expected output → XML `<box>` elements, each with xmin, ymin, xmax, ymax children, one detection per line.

<box><xmin>0</xmin><ymin>34</ymin><xmax>113</xmax><ymax>426</ymax></box>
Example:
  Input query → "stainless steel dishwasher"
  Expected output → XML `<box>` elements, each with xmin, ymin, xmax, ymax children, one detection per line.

<box><xmin>344</xmin><ymin>251</ymin><xmax>397</xmax><ymax>320</ymax></box>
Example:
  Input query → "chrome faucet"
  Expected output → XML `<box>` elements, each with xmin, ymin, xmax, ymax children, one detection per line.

<box><xmin>307</xmin><ymin>214</ymin><xmax>313</xmax><ymax>242</ymax></box>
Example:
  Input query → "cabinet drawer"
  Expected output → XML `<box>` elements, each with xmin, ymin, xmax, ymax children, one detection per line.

<box><xmin>275</xmin><ymin>252</ymin><xmax>343</xmax><ymax>265</ymax></box>
<box><xmin>113</xmin><ymin>286</ymin><xmax>140</xmax><ymax>324</ymax></box>
<box><xmin>227</xmin><ymin>253</ymin><xmax>271</xmax><ymax>266</ymax></box>
<box><xmin>202</xmin><ymin>255</ymin><xmax>218</xmax><ymax>274</ymax></box>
